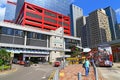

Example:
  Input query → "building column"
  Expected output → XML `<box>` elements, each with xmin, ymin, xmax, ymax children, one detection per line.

<box><xmin>47</xmin><ymin>36</ymin><xmax>49</xmax><ymax>48</ymax></box>
<box><xmin>46</xmin><ymin>55</ymin><xmax>49</xmax><ymax>62</ymax></box>
<box><xmin>24</xmin><ymin>31</ymin><xmax>27</xmax><ymax>46</ymax></box>
<box><xmin>64</xmin><ymin>38</ymin><xmax>65</xmax><ymax>50</ymax></box>
<box><xmin>23</xmin><ymin>55</ymin><xmax>25</xmax><ymax>61</ymax></box>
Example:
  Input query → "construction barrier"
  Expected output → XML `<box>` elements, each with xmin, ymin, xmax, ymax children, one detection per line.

<box><xmin>66</xmin><ymin>57</ymin><xmax>86</xmax><ymax>65</ymax></box>
<box><xmin>48</xmin><ymin>71</ymin><xmax>56</xmax><ymax>80</ymax></box>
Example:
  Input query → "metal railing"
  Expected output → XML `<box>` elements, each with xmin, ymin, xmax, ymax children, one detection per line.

<box><xmin>92</xmin><ymin>62</ymin><xmax>98</xmax><ymax>80</ymax></box>
<box><xmin>53</xmin><ymin>69</ymin><xmax>59</xmax><ymax>80</ymax></box>
<box><xmin>50</xmin><ymin>61</ymin><xmax>67</xmax><ymax>80</ymax></box>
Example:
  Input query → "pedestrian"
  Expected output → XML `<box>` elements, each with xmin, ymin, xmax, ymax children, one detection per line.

<box><xmin>84</xmin><ymin>58</ymin><xmax>90</xmax><ymax>76</ymax></box>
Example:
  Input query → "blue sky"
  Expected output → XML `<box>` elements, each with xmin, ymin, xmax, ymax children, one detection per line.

<box><xmin>0</xmin><ymin>0</ymin><xmax>120</xmax><ymax>22</ymax></box>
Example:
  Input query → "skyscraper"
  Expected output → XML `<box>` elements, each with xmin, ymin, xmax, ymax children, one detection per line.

<box><xmin>79</xmin><ymin>16</ymin><xmax>88</xmax><ymax>48</ymax></box>
<box><xmin>70</xmin><ymin>4</ymin><xmax>83</xmax><ymax>36</ymax></box>
<box><xmin>104</xmin><ymin>6</ymin><xmax>120</xmax><ymax>40</ymax></box>
<box><xmin>118</xmin><ymin>23</ymin><xmax>120</xmax><ymax>39</ymax></box>
<box><xmin>88</xmin><ymin>9</ymin><xmax>111</xmax><ymax>48</ymax></box>
<box><xmin>4</xmin><ymin>0</ymin><xmax>17</xmax><ymax>22</ymax></box>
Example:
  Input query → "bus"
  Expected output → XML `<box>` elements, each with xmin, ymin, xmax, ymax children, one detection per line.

<box><xmin>94</xmin><ymin>44</ymin><xmax>113</xmax><ymax>67</ymax></box>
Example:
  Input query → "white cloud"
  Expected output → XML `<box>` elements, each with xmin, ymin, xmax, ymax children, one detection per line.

<box><xmin>0</xmin><ymin>7</ymin><xmax>6</xmax><ymax>21</ymax></box>
<box><xmin>116</xmin><ymin>8</ymin><xmax>120</xmax><ymax>15</ymax></box>
<box><xmin>0</xmin><ymin>0</ymin><xmax>7</xmax><ymax>21</ymax></box>
<box><xmin>0</xmin><ymin>0</ymin><xmax>7</xmax><ymax>4</ymax></box>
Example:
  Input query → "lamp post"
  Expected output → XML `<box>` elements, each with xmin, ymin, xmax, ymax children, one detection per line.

<box><xmin>62</xmin><ymin>14</ymin><xmax>65</xmax><ymax>69</ymax></box>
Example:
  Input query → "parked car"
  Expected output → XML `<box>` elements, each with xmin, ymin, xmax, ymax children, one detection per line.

<box><xmin>12</xmin><ymin>59</ymin><xmax>19</xmax><ymax>64</ymax></box>
<box><xmin>54</xmin><ymin>61</ymin><xmax>61</xmax><ymax>67</ymax></box>
<box><xmin>19</xmin><ymin>61</ymin><xmax>25</xmax><ymax>65</ymax></box>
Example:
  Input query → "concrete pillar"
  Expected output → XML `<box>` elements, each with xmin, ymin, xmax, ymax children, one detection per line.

<box><xmin>24</xmin><ymin>31</ymin><xmax>27</xmax><ymax>46</ymax></box>
<box><xmin>23</xmin><ymin>55</ymin><xmax>25</xmax><ymax>61</ymax></box>
<box><xmin>46</xmin><ymin>56</ymin><xmax>49</xmax><ymax>62</ymax></box>
<box><xmin>64</xmin><ymin>38</ymin><xmax>65</xmax><ymax>50</ymax></box>
<box><xmin>47</xmin><ymin>36</ymin><xmax>49</xmax><ymax>48</ymax></box>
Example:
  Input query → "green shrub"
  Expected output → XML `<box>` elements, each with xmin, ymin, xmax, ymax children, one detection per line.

<box><xmin>0</xmin><ymin>65</ymin><xmax>10</xmax><ymax>71</ymax></box>
<box><xmin>0</xmin><ymin>59</ymin><xmax>3</xmax><ymax>66</ymax></box>
<box><xmin>49</xmin><ymin>62</ymin><xmax>52</xmax><ymax>65</ymax></box>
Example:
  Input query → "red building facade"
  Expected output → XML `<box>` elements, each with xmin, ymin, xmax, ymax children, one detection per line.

<box><xmin>16</xmin><ymin>2</ymin><xmax>71</xmax><ymax>35</ymax></box>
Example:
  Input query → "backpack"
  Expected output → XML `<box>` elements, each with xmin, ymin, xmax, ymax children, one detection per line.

<box><xmin>82</xmin><ymin>63</ymin><xmax>85</xmax><ymax>68</ymax></box>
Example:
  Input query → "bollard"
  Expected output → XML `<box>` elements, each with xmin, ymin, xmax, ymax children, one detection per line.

<box><xmin>78</xmin><ymin>72</ymin><xmax>81</xmax><ymax>80</ymax></box>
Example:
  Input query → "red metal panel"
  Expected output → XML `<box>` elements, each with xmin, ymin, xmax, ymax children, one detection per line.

<box><xmin>15</xmin><ymin>2</ymin><xmax>71</xmax><ymax>35</ymax></box>
<box><xmin>4</xmin><ymin>20</ymin><xmax>14</xmax><ymax>23</ymax></box>
<box><xmin>25</xmin><ymin>20</ymin><xmax>42</xmax><ymax>28</ymax></box>
<box><xmin>26</xmin><ymin>16</ymin><xmax>42</xmax><ymax>23</ymax></box>
<box><xmin>7</xmin><ymin>1</ymin><xmax>16</xmax><ymax>5</ymax></box>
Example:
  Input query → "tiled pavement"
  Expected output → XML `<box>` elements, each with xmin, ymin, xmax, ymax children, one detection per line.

<box><xmin>59</xmin><ymin>64</ymin><xmax>104</xmax><ymax>80</ymax></box>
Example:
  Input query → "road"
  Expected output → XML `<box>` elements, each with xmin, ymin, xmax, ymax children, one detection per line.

<box><xmin>98</xmin><ymin>63</ymin><xmax>120</xmax><ymax>80</ymax></box>
<box><xmin>0</xmin><ymin>64</ymin><xmax>58</xmax><ymax>80</ymax></box>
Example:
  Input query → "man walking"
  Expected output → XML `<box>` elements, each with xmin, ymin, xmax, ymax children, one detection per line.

<box><xmin>84</xmin><ymin>58</ymin><xmax>90</xmax><ymax>76</ymax></box>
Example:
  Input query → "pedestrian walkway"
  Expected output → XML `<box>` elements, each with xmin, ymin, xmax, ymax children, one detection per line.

<box><xmin>59</xmin><ymin>64</ymin><xmax>104</xmax><ymax>80</ymax></box>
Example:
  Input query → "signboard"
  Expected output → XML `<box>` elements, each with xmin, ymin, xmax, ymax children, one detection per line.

<box><xmin>10</xmin><ymin>52</ymin><xmax>14</xmax><ymax>57</ymax></box>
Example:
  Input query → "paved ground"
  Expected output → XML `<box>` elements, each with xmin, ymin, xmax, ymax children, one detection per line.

<box><xmin>0</xmin><ymin>63</ymin><xmax>57</xmax><ymax>80</ymax></box>
<box><xmin>59</xmin><ymin>64</ymin><xmax>103</xmax><ymax>80</ymax></box>
<box><xmin>98</xmin><ymin>63</ymin><xmax>120</xmax><ymax>80</ymax></box>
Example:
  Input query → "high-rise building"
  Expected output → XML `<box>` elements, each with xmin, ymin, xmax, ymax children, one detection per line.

<box><xmin>118</xmin><ymin>23</ymin><xmax>120</xmax><ymax>39</ymax></box>
<box><xmin>79</xmin><ymin>16</ymin><xmax>88</xmax><ymax>48</ymax></box>
<box><xmin>70</xmin><ymin>4</ymin><xmax>83</xmax><ymax>36</ymax></box>
<box><xmin>15</xmin><ymin>2</ymin><xmax>71</xmax><ymax>35</ymax></box>
<box><xmin>104</xmin><ymin>6</ymin><xmax>120</xmax><ymax>40</ymax></box>
<box><xmin>4</xmin><ymin>0</ymin><xmax>17</xmax><ymax>23</ymax></box>
<box><xmin>88</xmin><ymin>9</ymin><xmax>111</xmax><ymax>48</ymax></box>
<box><xmin>15</xmin><ymin>0</ymin><xmax>73</xmax><ymax>21</ymax></box>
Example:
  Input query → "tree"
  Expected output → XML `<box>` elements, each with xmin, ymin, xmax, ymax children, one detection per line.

<box><xmin>0</xmin><ymin>49</ymin><xmax>11</xmax><ymax>65</ymax></box>
<box><xmin>70</xmin><ymin>46</ymin><xmax>82</xmax><ymax>57</ymax></box>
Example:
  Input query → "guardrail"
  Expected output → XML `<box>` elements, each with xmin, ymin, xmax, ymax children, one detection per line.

<box><xmin>48</xmin><ymin>71</ymin><xmax>56</xmax><ymax>80</ymax></box>
<box><xmin>53</xmin><ymin>69</ymin><xmax>59</xmax><ymax>80</ymax></box>
<box><xmin>92</xmin><ymin>62</ymin><xmax>98</xmax><ymax>80</ymax></box>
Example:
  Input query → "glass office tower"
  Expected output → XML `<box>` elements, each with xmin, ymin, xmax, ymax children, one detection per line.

<box><xmin>15</xmin><ymin>0</ymin><xmax>73</xmax><ymax>20</ymax></box>
<box><xmin>104</xmin><ymin>6</ymin><xmax>120</xmax><ymax>40</ymax></box>
<box><xmin>70</xmin><ymin>4</ymin><xmax>83</xmax><ymax>36</ymax></box>
<box><xmin>4</xmin><ymin>0</ymin><xmax>17</xmax><ymax>22</ymax></box>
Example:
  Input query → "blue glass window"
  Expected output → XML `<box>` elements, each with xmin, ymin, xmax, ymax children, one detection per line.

<box><xmin>1</xmin><ymin>27</ymin><xmax>14</xmax><ymax>35</ymax></box>
<box><xmin>15</xmin><ymin>29</ymin><xmax>24</xmax><ymax>37</ymax></box>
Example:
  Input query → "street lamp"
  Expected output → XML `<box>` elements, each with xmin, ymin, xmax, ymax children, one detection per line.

<box><xmin>61</xmin><ymin>14</ymin><xmax>65</xmax><ymax>69</ymax></box>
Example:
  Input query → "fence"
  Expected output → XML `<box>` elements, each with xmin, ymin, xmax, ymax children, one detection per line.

<box><xmin>92</xmin><ymin>62</ymin><xmax>98</xmax><ymax>80</ymax></box>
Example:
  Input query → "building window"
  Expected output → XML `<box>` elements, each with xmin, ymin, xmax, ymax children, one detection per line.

<box><xmin>1</xmin><ymin>27</ymin><xmax>14</xmax><ymax>35</ymax></box>
<box><xmin>27</xmin><ymin>32</ymin><xmax>33</xmax><ymax>38</ymax></box>
<box><xmin>15</xmin><ymin>30</ymin><xmax>24</xmax><ymax>37</ymax></box>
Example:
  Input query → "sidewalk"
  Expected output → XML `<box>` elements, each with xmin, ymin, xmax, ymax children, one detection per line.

<box><xmin>59</xmin><ymin>64</ymin><xmax>104</xmax><ymax>80</ymax></box>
